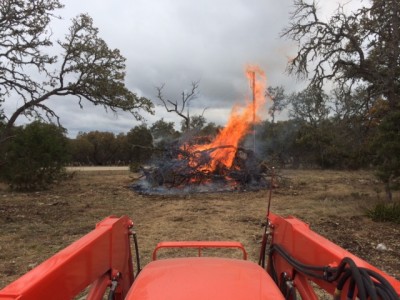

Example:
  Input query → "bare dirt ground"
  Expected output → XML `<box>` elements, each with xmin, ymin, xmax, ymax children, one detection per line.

<box><xmin>0</xmin><ymin>169</ymin><xmax>399</xmax><ymax>290</ymax></box>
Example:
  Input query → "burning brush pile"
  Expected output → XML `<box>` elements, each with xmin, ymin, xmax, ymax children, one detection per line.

<box><xmin>132</xmin><ymin>67</ymin><xmax>273</xmax><ymax>194</ymax></box>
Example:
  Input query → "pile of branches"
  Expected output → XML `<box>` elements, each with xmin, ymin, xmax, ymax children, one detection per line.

<box><xmin>140</xmin><ymin>144</ymin><xmax>270</xmax><ymax>190</ymax></box>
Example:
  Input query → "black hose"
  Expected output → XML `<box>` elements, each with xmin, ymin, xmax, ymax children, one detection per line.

<box><xmin>132</xmin><ymin>231</ymin><xmax>142</xmax><ymax>276</ymax></box>
<box><xmin>347</xmin><ymin>277</ymin><xmax>355</xmax><ymax>300</ymax></box>
<box><xmin>327</xmin><ymin>259</ymin><xmax>348</xmax><ymax>282</ymax></box>
<box><xmin>342</xmin><ymin>258</ymin><xmax>367</xmax><ymax>299</ymax></box>
<box><xmin>364</xmin><ymin>268</ymin><xmax>399</xmax><ymax>300</ymax></box>
<box><xmin>285</xmin><ymin>285</ymin><xmax>297</xmax><ymax>300</ymax></box>
<box><xmin>336</xmin><ymin>269</ymin><xmax>352</xmax><ymax>290</ymax></box>
<box><xmin>360</xmin><ymin>268</ymin><xmax>378</xmax><ymax>300</ymax></box>
<box><xmin>268</xmin><ymin>250</ymin><xmax>279</xmax><ymax>284</ymax></box>
<box><xmin>279</xmin><ymin>273</ymin><xmax>288</xmax><ymax>296</ymax></box>
<box><xmin>107</xmin><ymin>290</ymin><xmax>115</xmax><ymax>300</ymax></box>
<box><xmin>270</xmin><ymin>245</ymin><xmax>326</xmax><ymax>280</ymax></box>
<box><xmin>269</xmin><ymin>244</ymin><xmax>399</xmax><ymax>300</ymax></box>
<box><xmin>107</xmin><ymin>280</ymin><xmax>118</xmax><ymax>300</ymax></box>
<box><xmin>376</xmin><ymin>284</ymin><xmax>392</xmax><ymax>300</ymax></box>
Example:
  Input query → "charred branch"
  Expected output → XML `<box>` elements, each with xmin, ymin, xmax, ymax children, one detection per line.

<box><xmin>134</xmin><ymin>143</ymin><xmax>272</xmax><ymax>194</ymax></box>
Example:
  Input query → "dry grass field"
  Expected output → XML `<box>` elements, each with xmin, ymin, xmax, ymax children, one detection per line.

<box><xmin>0</xmin><ymin>169</ymin><xmax>399</xmax><ymax>290</ymax></box>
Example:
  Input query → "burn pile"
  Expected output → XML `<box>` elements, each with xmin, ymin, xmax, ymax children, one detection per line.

<box><xmin>132</xmin><ymin>142</ymin><xmax>271</xmax><ymax>194</ymax></box>
<box><xmin>132</xmin><ymin>66</ymin><xmax>271</xmax><ymax>194</ymax></box>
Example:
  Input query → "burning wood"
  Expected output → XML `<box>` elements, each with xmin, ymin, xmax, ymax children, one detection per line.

<box><xmin>132</xmin><ymin>66</ymin><xmax>271</xmax><ymax>194</ymax></box>
<box><xmin>134</xmin><ymin>146</ymin><xmax>269</xmax><ymax>194</ymax></box>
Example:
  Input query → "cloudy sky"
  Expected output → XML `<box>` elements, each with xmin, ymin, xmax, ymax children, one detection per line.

<box><xmin>5</xmin><ymin>0</ymin><xmax>362</xmax><ymax>137</ymax></box>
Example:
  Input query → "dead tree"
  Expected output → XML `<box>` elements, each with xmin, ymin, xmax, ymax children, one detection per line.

<box><xmin>156</xmin><ymin>81</ymin><xmax>200</xmax><ymax>131</ymax></box>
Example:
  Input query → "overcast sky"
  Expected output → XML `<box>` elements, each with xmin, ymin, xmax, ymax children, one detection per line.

<box><xmin>5</xmin><ymin>0</ymin><xmax>363</xmax><ymax>137</ymax></box>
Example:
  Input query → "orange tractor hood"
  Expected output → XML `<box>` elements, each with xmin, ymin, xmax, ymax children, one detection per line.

<box><xmin>126</xmin><ymin>257</ymin><xmax>284</xmax><ymax>300</ymax></box>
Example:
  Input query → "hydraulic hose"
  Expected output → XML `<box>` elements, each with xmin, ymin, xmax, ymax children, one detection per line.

<box><xmin>268</xmin><ymin>244</ymin><xmax>399</xmax><ymax>300</ymax></box>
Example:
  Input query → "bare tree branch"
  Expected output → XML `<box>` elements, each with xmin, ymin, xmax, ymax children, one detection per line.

<box><xmin>282</xmin><ymin>0</ymin><xmax>400</xmax><ymax>116</ymax></box>
<box><xmin>156</xmin><ymin>81</ymin><xmax>200</xmax><ymax>131</ymax></box>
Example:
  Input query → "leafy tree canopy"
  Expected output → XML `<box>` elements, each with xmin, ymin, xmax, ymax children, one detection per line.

<box><xmin>266</xmin><ymin>86</ymin><xmax>287</xmax><ymax>123</ymax></box>
<box><xmin>150</xmin><ymin>118</ymin><xmax>177</xmax><ymax>140</ymax></box>
<box><xmin>127</xmin><ymin>125</ymin><xmax>153</xmax><ymax>163</ymax></box>
<box><xmin>180</xmin><ymin>114</ymin><xmax>207</xmax><ymax>132</ymax></box>
<box><xmin>288</xmin><ymin>85</ymin><xmax>330</xmax><ymax>126</ymax></box>
<box><xmin>0</xmin><ymin>0</ymin><xmax>154</xmax><ymax>144</ymax></box>
<box><xmin>283</xmin><ymin>0</ymin><xmax>400</xmax><ymax>111</ymax></box>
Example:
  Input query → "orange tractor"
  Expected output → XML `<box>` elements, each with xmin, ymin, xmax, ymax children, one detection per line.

<box><xmin>0</xmin><ymin>212</ymin><xmax>399</xmax><ymax>299</ymax></box>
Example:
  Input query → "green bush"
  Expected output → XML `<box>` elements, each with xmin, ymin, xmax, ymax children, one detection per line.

<box><xmin>371</xmin><ymin>111</ymin><xmax>400</xmax><ymax>201</ymax></box>
<box><xmin>366</xmin><ymin>202</ymin><xmax>400</xmax><ymax>224</ymax></box>
<box><xmin>0</xmin><ymin>121</ymin><xmax>70</xmax><ymax>190</ymax></box>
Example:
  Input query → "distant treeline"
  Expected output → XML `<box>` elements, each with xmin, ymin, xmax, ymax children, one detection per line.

<box><xmin>65</xmin><ymin>116</ymin><xmax>379</xmax><ymax>170</ymax></box>
<box><xmin>1</xmin><ymin>108</ymin><xmax>390</xmax><ymax>171</ymax></box>
<box><xmin>0</xmin><ymin>104</ymin><xmax>398</xmax><ymax>191</ymax></box>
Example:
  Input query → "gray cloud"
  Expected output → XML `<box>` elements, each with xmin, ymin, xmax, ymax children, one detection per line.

<box><xmin>5</xmin><ymin>0</ymin><xmax>362</xmax><ymax>137</ymax></box>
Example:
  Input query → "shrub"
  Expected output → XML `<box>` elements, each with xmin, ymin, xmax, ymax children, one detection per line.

<box><xmin>371</xmin><ymin>111</ymin><xmax>400</xmax><ymax>201</ymax></box>
<box><xmin>366</xmin><ymin>202</ymin><xmax>400</xmax><ymax>224</ymax></box>
<box><xmin>0</xmin><ymin>121</ymin><xmax>70</xmax><ymax>190</ymax></box>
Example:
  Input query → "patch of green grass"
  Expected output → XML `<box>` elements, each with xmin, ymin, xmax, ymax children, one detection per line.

<box><xmin>366</xmin><ymin>202</ymin><xmax>400</xmax><ymax>224</ymax></box>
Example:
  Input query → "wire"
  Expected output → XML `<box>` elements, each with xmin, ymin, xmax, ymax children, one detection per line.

<box><xmin>266</xmin><ymin>167</ymin><xmax>275</xmax><ymax>217</ymax></box>
<box><xmin>258</xmin><ymin>223</ymin><xmax>269</xmax><ymax>268</ymax></box>
<box><xmin>258</xmin><ymin>167</ymin><xmax>275</xmax><ymax>268</ymax></box>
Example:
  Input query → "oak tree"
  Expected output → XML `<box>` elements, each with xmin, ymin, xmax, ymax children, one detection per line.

<box><xmin>282</xmin><ymin>0</ymin><xmax>400</xmax><ymax>111</ymax></box>
<box><xmin>283</xmin><ymin>0</ymin><xmax>400</xmax><ymax>195</ymax></box>
<box><xmin>0</xmin><ymin>0</ymin><xmax>153</xmax><ymax>146</ymax></box>
<box><xmin>266</xmin><ymin>86</ymin><xmax>287</xmax><ymax>124</ymax></box>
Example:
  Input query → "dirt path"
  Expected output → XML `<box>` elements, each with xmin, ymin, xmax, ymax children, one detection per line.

<box><xmin>66</xmin><ymin>166</ymin><xmax>129</xmax><ymax>171</ymax></box>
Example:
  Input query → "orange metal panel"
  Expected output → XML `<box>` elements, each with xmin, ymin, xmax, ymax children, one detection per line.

<box><xmin>293</xmin><ymin>274</ymin><xmax>319</xmax><ymax>300</ymax></box>
<box><xmin>86</xmin><ymin>273</ymin><xmax>110</xmax><ymax>300</ymax></box>
<box><xmin>126</xmin><ymin>257</ymin><xmax>284</xmax><ymax>300</ymax></box>
<box><xmin>0</xmin><ymin>216</ymin><xmax>134</xmax><ymax>300</ymax></box>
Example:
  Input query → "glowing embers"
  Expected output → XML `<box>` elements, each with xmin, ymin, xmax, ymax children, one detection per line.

<box><xmin>132</xmin><ymin>66</ymin><xmax>269</xmax><ymax>194</ymax></box>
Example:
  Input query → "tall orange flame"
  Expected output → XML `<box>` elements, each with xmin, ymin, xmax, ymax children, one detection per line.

<box><xmin>186</xmin><ymin>66</ymin><xmax>266</xmax><ymax>172</ymax></box>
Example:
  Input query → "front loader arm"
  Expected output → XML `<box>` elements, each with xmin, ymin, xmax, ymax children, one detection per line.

<box><xmin>264</xmin><ymin>213</ymin><xmax>400</xmax><ymax>299</ymax></box>
<box><xmin>0</xmin><ymin>216</ymin><xmax>135</xmax><ymax>300</ymax></box>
